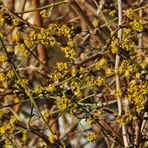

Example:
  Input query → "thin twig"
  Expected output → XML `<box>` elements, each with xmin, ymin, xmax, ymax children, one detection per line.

<box><xmin>20</xmin><ymin>0</ymin><xmax>27</xmax><ymax>17</ymax></box>
<box><xmin>116</xmin><ymin>0</ymin><xmax>129</xmax><ymax>147</ymax></box>
<box><xmin>100</xmin><ymin>5</ymin><xmax>148</xmax><ymax>28</ymax></box>
<box><xmin>16</xmin><ymin>1</ymin><xmax>67</xmax><ymax>14</ymax></box>
<box><xmin>3</xmin><ymin>5</ymin><xmax>41</xmax><ymax>30</ymax></box>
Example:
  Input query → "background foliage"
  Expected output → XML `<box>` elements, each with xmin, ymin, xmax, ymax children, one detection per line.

<box><xmin>0</xmin><ymin>0</ymin><xmax>148</xmax><ymax>147</ymax></box>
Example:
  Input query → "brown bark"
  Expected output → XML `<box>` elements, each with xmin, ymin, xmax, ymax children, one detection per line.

<box><xmin>32</xmin><ymin>0</ymin><xmax>60</xmax><ymax>138</ymax></box>
<box><xmin>31</xmin><ymin>0</ymin><xmax>47</xmax><ymax>64</ymax></box>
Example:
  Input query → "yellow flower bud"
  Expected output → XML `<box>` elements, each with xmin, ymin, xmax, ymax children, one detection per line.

<box><xmin>48</xmin><ymin>134</ymin><xmax>56</xmax><ymax>144</ymax></box>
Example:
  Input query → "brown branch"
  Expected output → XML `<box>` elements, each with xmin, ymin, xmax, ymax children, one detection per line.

<box><xmin>116</xmin><ymin>0</ymin><xmax>129</xmax><ymax>147</ymax></box>
<box><xmin>100</xmin><ymin>119</ymin><xmax>123</xmax><ymax>143</ymax></box>
<box><xmin>19</xmin><ymin>0</ymin><xmax>28</xmax><ymax>17</ymax></box>
<box><xmin>31</xmin><ymin>0</ymin><xmax>60</xmax><ymax>139</ymax></box>
<box><xmin>32</xmin><ymin>0</ymin><xmax>47</xmax><ymax>64</ymax></box>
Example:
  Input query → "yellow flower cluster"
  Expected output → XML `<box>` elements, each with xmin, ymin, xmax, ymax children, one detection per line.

<box><xmin>87</xmin><ymin>133</ymin><xmax>97</xmax><ymax>143</ymax></box>
<box><xmin>95</xmin><ymin>58</ymin><xmax>107</xmax><ymax>70</ymax></box>
<box><xmin>70</xmin><ymin>80</ymin><xmax>82</xmax><ymax>97</ymax></box>
<box><xmin>0</xmin><ymin>115</ymin><xmax>17</xmax><ymax>135</ymax></box>
<box><xmin>61</xmin><ymin>24</ymin><xmax>74</xmax><ymax>38</ymax></box>
<box><xmin>123</xmin><ymin>29</ymin><xmax>132</xmax><ymax>38</ymax></box>
<box><xmin>0</xmin><ymin>32</ymin><xmax>6</xmax><ymax>41</ymax></box>
<box><xmin>31</xmin><ymin>23</ymin><xmax>76</xmax><ymax>59</ymax></box>
<box><xmin>60</xmin><ymin>24</ymin><xmax>76</xmax><ymax>59</ymax></box>
<box><xmin>57</xmin><ymin>62</ymin><xmax>68</xmax><ymax>72</ymax></box>
<box><xmin>105</xmin><ymin>68</ymin><xmax>113</xmax><ymax>76</ymax></box>
<box><xmin>71</xmin><ymin>67</ymin><xmax>77</xmax><ymax>77</ymax></box>
<box><xmin>0</xmin><ymin>8</ymin><xmax>21</xmax><ymax>27</ymax></box>
<box><xmin>61</xmin><ymin>46</ymin><xmax>75</xmax><ymax>59</ymax></box>
<box><xmin>125</xmin><ymin>8</ymin><xmax>134</xmax><ymax>20</ymax></box>
<box><xmin>87</xmin><ymin>117</ymin><xmax>95</xmax><ymax>125</ymax></box>
<box><xmin>95</xmin><ymin>77</ymin><xmax>105</xmax><ymax>86</ymax></box>
<box><xmin>34</xmin><ymin>86</ymin><xmax>44</xmax><ymax>94</ymax></box>
<box><xmin>0</xmin><ymin>55</ymin><xmax>7</xmax><ymax>62</ymax></box>
<box><xmin>111</xmin><ymin>37</ymin><xmax>119</xmax><ymax>54</ymax></box>
<box><xmin>0</xmin><ymin>72</ymin><xmax>8</xmax><ymax>88</ymax></box>
<box><xmin>128</xmin><ymin>81</ymin><xmax>148</xmax><ymax>113</ymax></box>
<box><xmin>116</xmin><ymin>115</ymin><xmax>127</xmax><ymax>125</ymax></box>
<box><xmin>16</xmin><ymin>78</ymin><xmax>29</xmax><ymax>88</ymax></box>
<box><xmin>47</xmin><ymin>84</ymin><xmax>55</xmax><ymax>93</ymax></box>
<box><xmin>125</xmin><ymin>8</ymin><xmax>144</xmax><ymax>32</ymax></box>
<box><xmin>18</xmin><ymin>43</ymin><xmax>28</xmax><ymax>57</ymax></box>
<box><xmin>10</xmin><ymin>115</ymin><xmax>17</xmax><ymax>124</ymax></box>
<box><xmin>56</xmin><ymin>95</ymin><xmax>70</xmax><ymax>110</ymax></box>
<box><xmin>85</xmin><ymin>76</ymin><xmax>95</xmax><ymax>88</ymax></box>
<box><xmin>109</xmin><ymin>10</ymin><xmax>116</xmax><ymax>16</ymax></box>
<box><xmin>119</xmin><ymin>60</ymin><xmax>138</xmax><ymax>78</ymax></box>
<box><xmin>14</xmin><ymin>31</ymin><xmax>21</xmax><ymax>43</ymax></box>
<box><xmin>14</xmin><ymin>97</ymin><xmax>20</xmax><ymax>103</ymax></box>
<box><xmin>12</xmin><ymin>19</ymin><xmax>20</xmax><ymax>26</ymax></box>
<box><xmin>0</xmin><ymin>15</ymin><xmax>5</xmax><ymax>24</ymax></box>
<box><xmin>24</xmin><ymin>36</ymin><xmax>35</xmax><ymax>48</ymax></box>
<box><xmin>38</xmin><ymin>138</ymin><xmax>47</xmax><ymax>147</ymax></box>
<box><xmin>79</xmin><ymin>67</ymin><xmax>89</xmax><ymax>77</ymax></box>
<box><xmin>7</xmin><ymin>70</ymin><xmax>14</xmax><ymax>79</ymax></box>
<box><xmin>37</xmin><ymin>29</ymin><xmax>56</xmax><ymax>46</ymax></box>
<box><xmin>51</xmin><ymin>70</ymin><xmax>63</xmax><ymax>82</ymax></box>
<box><xmin>121</xmin><ymin>38</ymin><xmax>135</xmax><ymax>51</ymax></box>
<box><xmin>22</xmin><ymin>130</ymin><xmax>28</xmax><ymax>142</ymax></box>
<box><xmin>92</xmin><ymin>18</ymin><xmax>99</xmax><ymax>28</ymax></box>
<box><xmin>117</xmin><ymin>109</ymin><xmax>139</xmax><ymax>125</ymax></box>
<box><xmin>116</xmin><ymin>89</ymin><xmax>123</xmax><ymax>97</ymax></box>
<box><xmin>51</xmin><ymin>62</ymin><xmax>70</xmax><ymax>82</ymax></box>
<box><xmin>42</xmin><ymin>108</ymin><xmax>50</xmax><ymax>121</ymax></box>
<box><xmin>48</xmin><ymin>134</ymin><xmax>56</xmax><ymax>144</ymax></box>
<box><xmin>47</xmin><ymin>23</ymin><xmax>57</xmax><ymax>31</ymax></box>
<box><xmin>40</xmin><ymin>9</ymin><xmax>48</xmax><ymax>18</ymax></box>
<box><xmin>0</xmin><ymin>8</ymin><xmax>7</xmax><ymax>25</ymax></box>
<box><xmin>130</xmin><ymin>19</ymin><xmax>143</xmax><ymax>32</ymax></box>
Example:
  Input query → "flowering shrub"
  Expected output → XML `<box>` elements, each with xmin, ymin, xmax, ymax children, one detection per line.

<box><xmin>0</xmin><ymin>0</ymin><xmax>148</xmax><ymax>147</ymax></box>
